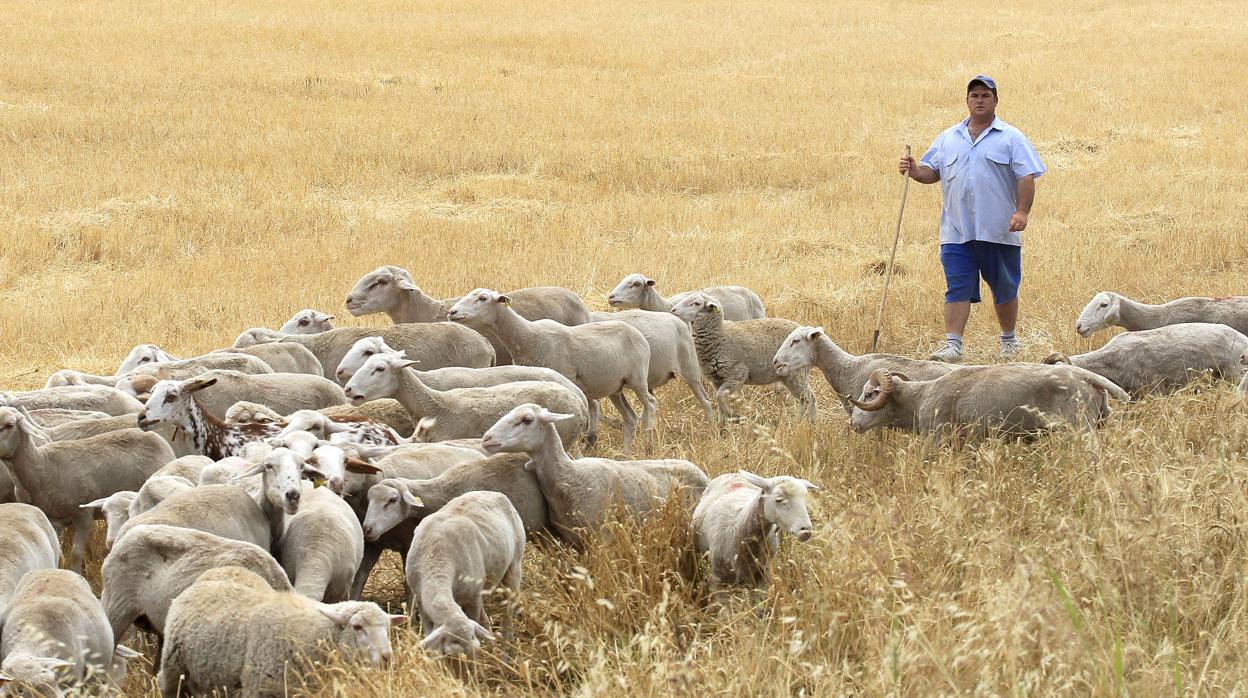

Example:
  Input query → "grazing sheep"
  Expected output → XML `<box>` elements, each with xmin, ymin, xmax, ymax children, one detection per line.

<box><xmin>1043</xmin><ymin>322</ymin><xmax>1248</xmax><ymax>395</ymax></box>
<box><xmin>406</xmin><ymin>491</ymin><xmax>525</xmax><ymax>657</ymax></box>
<box><xmin>607</xmin><ymin>273</ymin><xmax>766</xmax><ymax>320</ymax></box>
<box><xmin>0</xmin><ymin>385</ymin><xmax>143</xmax><ymax>416</ymax></box>
<box><xmin>481</xmin><ymin>404</ymin><xmax>708</xmax><ymax>548</ymax></box>
<box><xmin>279</xmin><ymin>484</ymin><xmax>364</xmax><ymax>603</ymax></box>
<box><xmin>693</xmin><ymin>471</ymin><xmax>818</xmax><ymax>601</ymax></box>
<box><xmin>278</xmin><ymin>309</ymin><xmax>336</xmax><ymax>335</ymax></box>
<box><xmin>848</xmin><ymin>365</ymin><xmax>1130</xmax><ymax>439</ymax></box>
<box><xmin>343</xmin><ymin>352</ymin><xmax>589</xmax><ymax>448</ymax></box>
<box><xmin>333</xmin><ymin>337</ymin><xmax>586</xmax><ymax>403</ymax></box>
<box><xmin>0</xmin><ymin>407</ymin><xmax>175</xmax><ymax>572</ymax></box>
<box><xmin>219</xmin><ymin>342</ymin><xmax>323</xmax><ymax>376</ymax></box>
<box><xmin>772</xmin><ymin>326</ymin><xmax>959</xmax><ymax>414</ymax></box>
<box><xmin>114</xmin><ymin>485</ymin><xmax>273</xmax><ymax>552</ymax></box>
<box><xmin>1076</xmin><ymin>292</ymin><xmax>1248</xmax><ymax>336</ymax></box>
<box><xmin>100</xmin><ymin>525</ymin><xmax>292</xmax><ymax>651</ymax></box>
<box><xmin>158</xmin><ymin>566</ymin><xmax>405</xmax><ymax>698</ymax></box>
<box><xmin>0</xmin><ymin>570</ymin><xmax>136</xmax><ymax>694</ymax></box>
<box><xmin>672</xmin><ymin>293</ymin><xmax>814</xmax><ymax>424</ymax></box>
<box><xmin>589</xmin><ymin>309</ymin><xmax>713</xmax><ymax>421</ymax></box>
<box><xmin>362</xmin><ymin>454</ymin><xmax>546</xmax><ymax>544</ymax></box>
<box><xmin>0</xmin><ymin>504</ymin><xmax>59</xmax><ymax>615</ymax></box>
<box><xmin>448</xmin><ymin>288</ymin><xmax>655</xmax><ymax>452</ymax></box>
<box><xmin>233</xmin><ymin>322</ymin><xmax>495</xmax><ymax>381</ymax></box>
<box><xmin>125</xmin><ymin>369</ymin><xmax>346</xmax><ymax>416</ymax></box>
<box><xmin>229</xmin><ymin>448</ymin><xmax>312</xmax><ymax>552</ymax></box>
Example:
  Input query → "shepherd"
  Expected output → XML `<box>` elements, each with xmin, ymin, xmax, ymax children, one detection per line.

<box><xmin>899</xmin><ymin>75</ymin><xmax>1046</xmax><ymax>362</ymax></box>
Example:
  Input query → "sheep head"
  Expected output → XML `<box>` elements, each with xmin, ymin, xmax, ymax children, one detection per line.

<box><xmin>278</xmin><ymin>308</ymin><xmax>335</xmax><ymax>334</ymax></box>
<box><xmin>117</xmin><ymin>343</ymin><xmax>177</xmax><ymax>376</ymax></box>
<box><xmin>606</xmin><ymin>273</ymin><xmax>657</xmax><ymax>308</ymax></box>
<box><xmin>342</xmin><ymin>353</ymin><xmax>415</xmax><ymax>405</ymax></box>
<box><xmin>773</xmin><ymin>326</ymin><xmax>824</xmax><ymax>376</ymax></box>
<box><xmin>738</xmin><ymin>470</ymin><xmax>819</xmax><ymax>541</ymax></box>
<box><xmin>481</xmin><ymin>403</ymin><xmax>572</xmax><ymax>455</ymax></box>
<box><xmin>1075</xmin><ymin>291</ymin><xmax>1121</xmax><ymax>337</ymax></box>
<box><xmin>345</xmin><ymin>265</ymin><xmax>419</xmax><ymax>317</ymax></box>
<box><xmin>317</xmin><ymin>601</ymin><xmax>407</xmax><ymax>667</ymax></box>
<box><xmin>670</xmin><ymin>292</ymin><xmax>720</xmax><ymax>322</ymax></box>
<box><xmin>335</xmin><ymin>337</ymin><xmax>403</xmax><ymax>384</ymax></box>
<box><xmin>362</xmin><ymin>479</ymin><xmax>424</xmax><ymax>541</ymax></box>
<box><xmin>446</xmin><ymin>288</ymin><xmax>509</xmax><ymax>326</ymax></box>
<box><xmin>848</xmin><ymin>370</ymin><xmax>908</xmax><ymax>433</ymax></box>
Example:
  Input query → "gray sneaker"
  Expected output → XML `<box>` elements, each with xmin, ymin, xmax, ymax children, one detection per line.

<box><xmin>1000</xmin><ymin>338</ymin><xmax>1020</xmax><ymax>357</ymax></box>
<box><xmin>929</xmin><ymin>343</ymin><xmax>964</xmax><ymax>363</ymax></box>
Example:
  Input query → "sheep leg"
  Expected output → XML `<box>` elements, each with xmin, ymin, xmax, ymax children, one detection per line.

<box><xmin>350</xmin><ymin>545</ymin><xmax>384</xmax><ymax>600</ymax></box>
<box><xmin>781</xmin><ymin>371</ymin><xmax>816</xmax><ymax>422</ymax></box>
<box><xmin>68</xmin><ymin>510</ymin><xmax>94</xmax><ymax>574</ymax></box>
<box><xmin>683</xmin><ymin>374</ymin><xmax>714</xmax><ymax>423</ymax></box>
<box><xmin>585</xmin><ymin>399</ymin><xmax>600</xmax><ymax>447</ymax></box>
<box><xmin>715</xmin><ymin>385</ymin><xmax>743</xmax><ymax>427</ymax></box>
<box><xmin>629</xmin><ymin>380</ymin><xmax>658</xmax><ymax>451</ymax></box>
<box><xmin>607</xmin><ymin>392</ymin><xmax>638</xmax><ymax>455</ymax></box>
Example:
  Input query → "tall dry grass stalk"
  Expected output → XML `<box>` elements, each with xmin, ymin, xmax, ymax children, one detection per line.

<box><xmin>3</xmin><ymin>0</ymin><xmax>1248</xmax><ymax>694</ymax></box>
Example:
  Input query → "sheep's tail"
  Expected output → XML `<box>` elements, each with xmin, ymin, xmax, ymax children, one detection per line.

<box><xmin>1085</xmin><ymin>373</ymin><xmax>1130</xmax><ymax>402</ymax></box>
<box><xmin>1042</xmin><ymin>352</ymin><xmax>1072</xmax><ymax>365</ymax></box>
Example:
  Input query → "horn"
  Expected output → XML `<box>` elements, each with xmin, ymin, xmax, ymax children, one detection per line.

<box><xmin>1042</xmin><ymin>352</ymin><xmax>1072</xmax><ymax>365</ymax></box>
<box><xmin>852</xmin><ymin>369</ymin><xmax>897</xmax><ymax>412</ymax></box>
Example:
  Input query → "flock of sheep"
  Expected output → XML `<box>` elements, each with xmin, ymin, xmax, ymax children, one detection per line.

<box><xmin>1</xmin><ymin>263</ymin><xmax>1246</xmax><ymax>696</ymax></box>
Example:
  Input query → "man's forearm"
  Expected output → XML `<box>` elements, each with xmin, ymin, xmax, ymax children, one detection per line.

<box><xmin>911</xmin><ymin>166</ymin><xmax>940</xmax><ymax>185</ymax></box>
<box><xmin>1015</xmin><ymin>175</ymin><xmax>1035</xmax><ymax>213</ymax></box>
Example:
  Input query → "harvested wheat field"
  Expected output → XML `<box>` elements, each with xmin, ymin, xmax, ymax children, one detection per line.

<box><xmin>2</xmin><ymin>0</ymin><xmax>1248</xmax><ymax>695</ymax></box>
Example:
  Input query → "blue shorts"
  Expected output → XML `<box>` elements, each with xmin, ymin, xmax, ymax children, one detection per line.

<box><xmin>940</xmin><ymin>241</ymin><xmax>1021</xmax><ymax>304</ymax></box>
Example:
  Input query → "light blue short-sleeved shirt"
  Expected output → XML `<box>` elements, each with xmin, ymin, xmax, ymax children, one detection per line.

<box><xmin>919</xmin><ymin>116</ymin><xmax>1046</xmax><ymax>246</ymax></box>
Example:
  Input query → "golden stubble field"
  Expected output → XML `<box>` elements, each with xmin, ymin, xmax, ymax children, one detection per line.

<box><xmin>3</xmin><ymin>0</ymin><xmax>1248</xmax><ymax>695</ymax></box>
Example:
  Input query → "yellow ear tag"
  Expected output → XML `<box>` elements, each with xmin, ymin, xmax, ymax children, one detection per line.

<box><xmin>312</xmin><ymin>477</ymin><xmax>327</xmax><ymax>488</ymax></box>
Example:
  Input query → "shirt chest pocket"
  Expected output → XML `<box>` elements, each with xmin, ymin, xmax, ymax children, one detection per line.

<box><xmin>985</xmin><ymin>147</ymin><xmax>1012</xmax><ymax>168</ymax></box>
<box><xmin>943</xmin><ymin>152</ymin><xmax>962</xmax><ymax>180</ymax></box>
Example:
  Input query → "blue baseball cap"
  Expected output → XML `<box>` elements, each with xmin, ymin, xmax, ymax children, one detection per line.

<box><xmin>968</xmin><ymin>75</ymin><xmax>997</xmax><ymax>96</ymax></box>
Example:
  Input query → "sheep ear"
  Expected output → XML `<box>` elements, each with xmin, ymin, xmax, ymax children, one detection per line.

<box><xmin>738</xmin><ymin>470</ymin><xmax>773</xmax><ymax>492</ymax></box>
<box><xmin>184</xmin><ymin>377</ymin><xmax>218</xmax><ymax>393</ymax></box>
<box><xmin>708</xmin><ymin>301</ymin><xmax>722</xmax><ymax>314</ymax></box>
<box><xmin>389</xmin><ymin>614</ymin><xmax>409</xmax><ymax>626</ymax></box>
<box><xmin>33</xmin><ymin>657</ymin><xmax>74</xmax><ymax>670</ymax></box>
<box><xmin>644</xmin><ymin>278</ymin><xmax>656</xmax><ymax>287</ymax></box>
<box><xmin>798</xmin><ymin>479</ymin><xmax>820</xmax><ymax>491</ymax></box>
<box><xmin>470</xmin><ymin>619</ymin><xmax>495</xmax><ymax>642</ymax></box>
<box><xmin>398</xmin><ymin>360</ymin><xmax>420</xmax><ymax>371</ymax></box>
<box><xmin>302</xmin><ymin>464</ymin><xmax>329</xmax><ymax>481</ymax></box>
<box><xmin>317</xmin><ymin>313</ymin><xmax>335</xmax><ymax>321</ymax></box>
<box><xmin>420</xmin><ymin>625</ymin><xmax>447</xmax><ymax>648</ymax></box>
<box><xmin>80</xmin><ymin>497</ymin><xmax>111</xmax><ymax>510</ymax></box>
<box><xmin>496</xmin><ymin>294</ymin><xmax>512</xmax><ymax>305</ymax></box>
<box><xmin>345</xmin><ymin>457</ymin><xmax>381</xmax><ymax>475</ymax></box>
<box><xmin>401</xmin><ymin>489</ymin><xmax>424</xmax><ymax>508</ymax></box>
<box><xmin>0</xmin><ymin>670</ymin><xmax>10</xmax><ymax>683</ymax></box>
<box><xmin>234</xmin><ymin>461</ymin><xmax>265</xmax><ymax>480</ymax></box>
<box><xmin>114</xmin><ymin>645</ymin><xmax>142</xmax><ymax>660</ymax></box>
<box><xmin>315</xmin><ymin>604</ymin><xmax>352</xmax><ymax>627</ymax></box>
<box><xmin>809</xmin><ymin>327</ymin><xmax>825</xmax><ymax>339</ymax></box>
<box><xmin>538</xmin><ymin>410</ymin><xmax>575</xmax><ymax>424</ymax></box>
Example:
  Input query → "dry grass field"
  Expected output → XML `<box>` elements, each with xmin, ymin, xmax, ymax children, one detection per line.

<box><xmin>3</xmin><ymin>0</ymin><xmax>1248</xmax><ymax>695</ymax></box>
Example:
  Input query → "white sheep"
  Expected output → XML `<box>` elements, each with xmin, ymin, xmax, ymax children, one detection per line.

<box><xmin>343</xmin><ymin>352</ymin><xmax>589</xmax><ymax>448</ymax></box>
<box><xmin>772</xmin><ymin>326</ymin><xmax>959</xmax><ymax>414</ymax></box>
<box><xmin>671</xmin><ymin>293</ymin><xmax>814</xmax><ymax>424</ymax></box>
<box><xmin>278</xmin><ymin>481</ymin><xmax>365</xmax><ymax>603</ymax></box>
<box><xmin>481</xmin><ymin>404</ymin><xmax>709</xmax><ymax>548</ymax></box>
<box><xmin>43</xmin><ymin>369</ymin><xmax>119</xmax><ymax>389</ymax></box>
<box><xmin>0</xmin><ymin>504</ymin><xmax>59</xmax><ymax>615</ymax></box>
<box><xmin>115</xmin><ymin>485</ymin><xmax>273</xmax><ymax>552</ymax></box>
<box><xmin>607</xmin><ymin>272</ymin><xmax>766</xmax><ymax>320</ymax></box>
<box><xmin>1076</xmin><ymin>291</ymin><xmax>1248</xmax><ymax>336</ymax></box>
<box><xmin>693</xmin><ymin>471</ymin><xmax>818</xmax><ymax>601</ymax></box>
<box><xmin>1043</xmin><ymin>322</ymin><xmax>1248</xmax><ymax>395</ymax></box>
<box><xmin>100</xmin><ymin>525</ymin><xmax>291</xmax><ymax>654</ymax></box>
<box><xmin>332</xmin><ymin>337</ymin><xmax>587</xmax><ymax>404</ymax></box>
<box><xmin>589</xmin><ymin>309</ymin><xmax>714</xmax><ymax>421</ymax></box>
<box><xmin>848</xmin><ymin>365</ymin><xmax>1130</xmax><ymax>439</ymax></box>
<box><xmin>233</xmin><ymin>322</ymin><xmax>495</xmax><ymax>381</ymax></box>
<box><xmin>0</xmin><ymin>385</ymin><xmax>143</xmax><ymax>416</ymax></box>
<box><xmin>406</xmin><ymin>491</ymin><xmax>525</xmax><ymax>657</ymax></box>
<box><xmin>448</xmin><ymin>288</ymin><xmax>656</xmax><ymax>452</ymax></box>
<box><xmin>278</xmin><ymin>308</ymin><xmax>336</xmax><ymax>334</ymax></box>
<box><xmin>361</xmin><ymin>453</ymin><xmax>546</xmax><ymax>544</ymax></box>
<box><xmin>117</xmin><ymin>343</ymin><xmax>178</xmax><ymax>375</ymax></box>
<box><xmin>124</xmin><ymin>368</ymin><xmax>346</xmax><ymax>416</ymax></box>
<box><xmin>118</xmin><ymin>347</ymin><xmax>275</xmax><ymax>384</ymax></box>
<box><xmin>0</xmin><ymin>570</ymin><xmax>137</xmax><ymax>694</ymax></box>
<box><xmin>22</xmin><ymin>407</ymin><xmax>111</xmax><ymax>428</ymax></box>
<box><xmin>158</xmin><ymin>566</ymin><xmax>405</xmax><ymax>697</ymax></box>
<box><xmin>0</xmin><ymin>406</ymin><xmax>175</xmax><ymax>572</ymax></box>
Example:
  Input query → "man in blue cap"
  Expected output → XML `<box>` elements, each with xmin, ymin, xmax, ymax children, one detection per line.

<box><xmin>898</xmin><ymin>75</ymin><xmax>1046</xmax><ymax>362</ymax></box>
